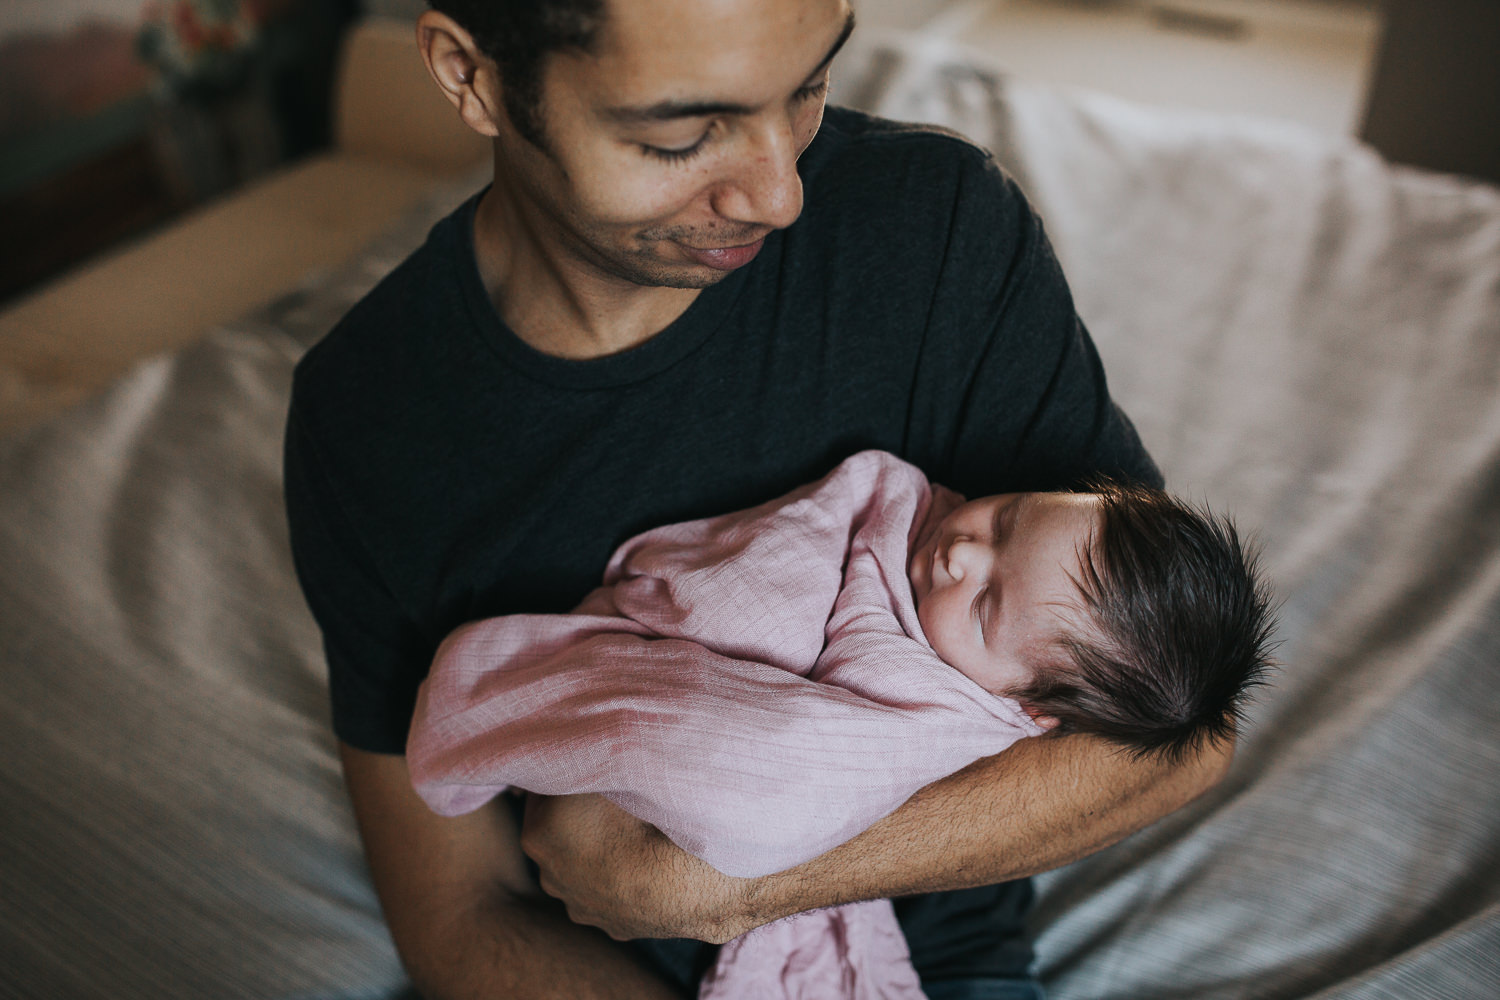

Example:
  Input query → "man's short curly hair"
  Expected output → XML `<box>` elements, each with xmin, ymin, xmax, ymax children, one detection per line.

<box><xmin>427</xmin><ymin>0</ymin><xmax>605</xmax><ymax>148</ymax></box>
<box><xmin>1010</xmin><ymin>481</ymin><xmax>1278</xmax><ymax>764</ymax></box>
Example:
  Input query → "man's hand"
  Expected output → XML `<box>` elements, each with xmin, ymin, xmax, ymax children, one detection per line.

<box><xmin>520</xmin><ymin>793</ymin><xmax>760</xmax><ymax>944</ymax></box>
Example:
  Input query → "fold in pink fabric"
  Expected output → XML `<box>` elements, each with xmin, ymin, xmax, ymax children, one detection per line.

<box><xmin>407</xmin><ymin>450</ymin><xmax>1044</xmax><ymax>999</ymax></box>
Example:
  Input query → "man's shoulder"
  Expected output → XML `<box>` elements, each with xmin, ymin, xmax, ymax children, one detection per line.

<box><xmin>799</xmin><ymin>106</ymin><xmax>1028</xmax><ymax>243</ymax></box>
<box><xmin>808</xmin><ymin>106</ymin><xmax>1007</xmax><ymax>191</ymax></box>
<box><xmin>291</xmin><ymin>196</ymin><xmax>475</xmax><ymax>416</ymax></box>
<box><xmin>816</xmin><ymin>105</ymin><xmax>995</xmax><ymax>160</ymax></box>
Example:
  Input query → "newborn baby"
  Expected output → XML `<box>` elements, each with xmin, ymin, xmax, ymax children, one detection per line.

<box><xmin>906</xmin><ymin>477</ymin><xmax>1271</xmax><ymax>760</ymax></box>
<box><xmin>407</xmin><ymin>450</ymin><xmax>1274</xmax><ymax>1000</ymax></box>
<box><xmin>908</xmin><ymin>489</ymin><xmax>1100</xmax><ymax>709</ymax></box>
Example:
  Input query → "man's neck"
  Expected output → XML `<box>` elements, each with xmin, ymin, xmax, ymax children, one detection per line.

<box><xmin>471</xmin><ymin>182</ymin><xmax>704</xmax><ymax>361</ymax></box>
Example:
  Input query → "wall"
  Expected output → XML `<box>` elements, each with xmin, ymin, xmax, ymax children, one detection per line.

<box><xmin>0</xmin><ymin>1</ymin><xmax>354</xmax><ymax>305</ymax></box>
<box><xmin>0</xmin><ymin>1</ymin><xmax>152</xmax><ymax>194</ymax></box>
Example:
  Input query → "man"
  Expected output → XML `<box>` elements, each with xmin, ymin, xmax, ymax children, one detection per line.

<box><xmin>283</xmin><ymin>1</ymin><xmax>1233</xmax><ymax>997</ymax></box>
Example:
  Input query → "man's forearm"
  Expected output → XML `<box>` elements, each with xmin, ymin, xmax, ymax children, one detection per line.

<box><xmin>741</xmin><ymin>733</ymin><xmax>1232</xmax><ymax>926</ymax></box>
<box><xmin>339</xmin><ymin>744</ymin><xmax>681</xmax><ymax>1000</ymax></box>
<box><xmin>396</xmin><ymin>884</ymin><xmax>682</xmax><ymax>1000</ymax></box>
<box><xmin>521</xmin><ymin>732</ymin><xmax>1232</xmax><ymax>944</ymax></box>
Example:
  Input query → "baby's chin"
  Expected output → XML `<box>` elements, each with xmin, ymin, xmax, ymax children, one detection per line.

<box><xmin>907</xmin><ymin>522</ymin><xmax>937</xmax><ymax>576</ymax></box>
<box><xmin>907</xmin><ymin>524</ymin><xmax>938</xmax><ymax>598</ymax></box>
<box><xmin>906</xmin><ymin>558</ymin><xmax>931</xmax><ymax>624</ymax></box>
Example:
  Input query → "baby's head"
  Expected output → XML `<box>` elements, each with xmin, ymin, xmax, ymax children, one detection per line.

<box><xmin>908</xmin><ymin>480</ymin><xmax>1276</xmax><ymax>761</ymax></box>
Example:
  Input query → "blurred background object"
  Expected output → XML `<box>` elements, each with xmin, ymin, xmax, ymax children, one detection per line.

<box><xmin>0</xmin><ymin>0</ymin><xmax>359</xmax><ymax>305</ymax></box>
<box><xmin>2</xmin><ymin>0</ymin><xmax>1497</xmax><ymax>310</ymax></box>
<box><xmin>1358</xmin><ymin>0</ymin><xmax>1500</xmax><ymax>185</ymax></box>
<box><xmin>135</xmin><ymin>0</ymin><xmax>288</xmax><ymax>209</ymax></box>
<box><xmin>900</xmin><ymin>0</ymin><xmax>1384</xmax><ymax>135</ymax></box>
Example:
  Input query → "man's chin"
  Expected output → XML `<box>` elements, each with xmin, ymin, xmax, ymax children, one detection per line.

<box><xmin>647</xmin><ymin>272</ymin><xmax>729</xmax><ymax>291</ymax></box>
<box><xmin>607</xmin><ymin>256</ymin><xmax>733</xmax><ymax>290</ymax></box>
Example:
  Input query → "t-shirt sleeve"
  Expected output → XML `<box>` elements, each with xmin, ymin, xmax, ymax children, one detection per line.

<box><xmin>913</xmin><ymin>146</ymin><xmax>1161</xmax><ymax>498</ymax></box>
<box><xmin>283</xmin><ymin>396</ymin><xmax>430</xmax><ymax>754</ymax></box>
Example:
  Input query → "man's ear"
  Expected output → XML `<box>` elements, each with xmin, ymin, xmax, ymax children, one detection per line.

<box><xmin>415</xmin><ymin>10</ymin><xmax>504</xmax><ymax>138</ymax></box>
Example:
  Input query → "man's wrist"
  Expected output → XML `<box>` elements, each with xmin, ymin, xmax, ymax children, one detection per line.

<box><xmin>668</xmin><ymin>860</ymin><xmax>771</xmax><ymax>944</ymax></box>
<box><xmin>725</xmin><ymin>872</ymin><xmax>782</xmax><ymax>940</ymax></box>
<box><xmin>715</xmin><ymin>862</ymin><xmax>847</xmax><ymax>940</ymax></box>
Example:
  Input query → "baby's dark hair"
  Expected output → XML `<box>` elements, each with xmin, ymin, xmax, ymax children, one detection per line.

<box><xmin>426</xmin><ymin>0</ymin><xmax>605</xmax><ymax>149</ymax></box>
<box><xmin>1009</xmin><ymin>481</ymin><xmax>1277</xmax><ymax>763</ymax></box>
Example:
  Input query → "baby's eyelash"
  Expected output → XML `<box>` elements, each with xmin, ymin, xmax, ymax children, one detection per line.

<box><xmin>972</xmin><ymin>586</ymin><xmax>989</xmax><ymax>639</ymax></box>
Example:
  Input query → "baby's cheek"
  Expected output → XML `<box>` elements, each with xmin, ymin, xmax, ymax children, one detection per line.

<box><xmin>914</xmin><ymin>601</ymin><xmax>938</xmax><ymax>650</ymax></box>
<box><xmin>918</xmin><ymin>606</ymin><xmax>967</xmax><ymax>673</ymax></box>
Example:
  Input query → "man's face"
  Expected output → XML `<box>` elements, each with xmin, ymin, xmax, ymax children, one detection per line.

<box><xmin>493</xmin><ymin>0</ymin><xmax>855</xmax><ymax>289</ymax></box>
<box><xmin>908</xmin><ymin>492</ymin><xmax>1103</xmax><ymax>696</ymax></box>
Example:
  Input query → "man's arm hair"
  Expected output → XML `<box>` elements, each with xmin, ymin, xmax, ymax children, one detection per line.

<box><xmin>523</xmin><ymin>730</ymin><xmax>1233</xmax><ymax>943</ymax></box>
<box><xmin>748</xmin><ymin>732</ymin><xmax>1233</xmax><ymax>919</ymax></box>
<box><xmin>338</xmin><ymin>743</ymin><xmax>682</xmax><ymax>1000</ymax></box>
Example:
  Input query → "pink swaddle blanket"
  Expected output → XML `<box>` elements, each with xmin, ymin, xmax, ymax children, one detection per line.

<box><xmin>408</xmin><ymin>450</ymin><xmax>1044</xmax><ymax>998</ymax></box>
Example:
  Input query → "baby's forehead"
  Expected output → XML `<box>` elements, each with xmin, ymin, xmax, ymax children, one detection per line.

<box><xmin>999</xmin><ymin>489</ymin><xmax>1103</xmax><ymax>526</ymax></box>
<box><xmin>1005</xmin><ymin>491</ymin><xmax>1107</xmax><ymax>573</ymax></box>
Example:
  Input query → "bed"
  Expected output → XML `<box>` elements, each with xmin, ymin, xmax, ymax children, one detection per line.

<box><xmin>3</xmin><ymin>25</ymin><xmax>1497</xmax><ymax>1000</ymax></box>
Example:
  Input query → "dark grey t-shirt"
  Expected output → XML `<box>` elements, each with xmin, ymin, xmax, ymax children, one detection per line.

<box><xmin>285</xmin><ymin>106</ymin><xmax>1159</xmax><ymax>990</ymax></box>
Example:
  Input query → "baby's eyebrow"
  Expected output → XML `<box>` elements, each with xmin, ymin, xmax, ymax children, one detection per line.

<box><xmin>996</xmin><ymin>494</ymin><xmax>1026</xmax><ymax>537</ymax></box>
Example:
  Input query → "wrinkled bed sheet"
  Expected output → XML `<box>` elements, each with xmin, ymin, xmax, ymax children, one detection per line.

<box><xmin>3</xmin><ymin>35</ymin><xmax>1498</xmax><ymax>1000</ymax></box>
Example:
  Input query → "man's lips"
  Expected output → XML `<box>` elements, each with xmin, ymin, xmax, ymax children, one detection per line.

<box><xmin>677</xmin><ymin>237</ymin><xmax>766</xmax><ymax>271</ymax></box>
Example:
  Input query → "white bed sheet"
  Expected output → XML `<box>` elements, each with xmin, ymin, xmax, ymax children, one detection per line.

<box><xmin>0</xmin><ymin>186</ymin><xmax>477</xmax><ymax>999</ymax></box>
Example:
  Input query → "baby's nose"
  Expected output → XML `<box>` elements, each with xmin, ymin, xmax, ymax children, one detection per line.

<box><xmin>946</xmin><ymin>537</ymin><xmax>986</xmax><ymax>579</ymax></box>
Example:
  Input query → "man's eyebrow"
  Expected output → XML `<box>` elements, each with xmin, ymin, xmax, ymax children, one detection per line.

<box><xmin>602</xmin><ymin>98</ymin><xmax>756</xmax><ymax>125</ymax></box>
<box><xmin>601</xmin><ymin>8</ymin><xmax>857</xmax><ymax>125</ymax></box>
<box><xmin>809</xmin><ymin>9</ymin><xmax>858</xmax><ymax>84</ymax></box>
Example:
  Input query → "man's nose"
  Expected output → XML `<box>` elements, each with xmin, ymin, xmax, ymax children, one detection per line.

<box><xmin>710</xmin><ymin>118</ymin><xmax>804</xmax><ymax>231</ymax></box>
